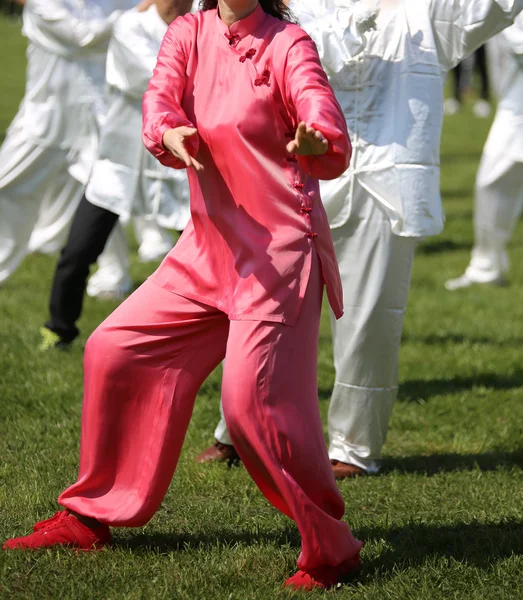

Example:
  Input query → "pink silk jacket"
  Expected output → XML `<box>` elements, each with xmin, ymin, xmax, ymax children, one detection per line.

<box><xmin>142</xmin><ymin>4</ymin><xmax>351</xmax><ymax>325</ymax></box>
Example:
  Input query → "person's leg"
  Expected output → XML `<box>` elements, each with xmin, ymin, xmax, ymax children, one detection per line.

<box><xmin>43</xmin><ymin>196</ymin><xmax>119</xmax><ymax>344</ymax></box>
<box><xmin>444</xmin><ymin>64</ymin><xmax>463</xmax><ymax>115</ymax></box>
<box><xmin>459</xmin><ymin>53</ymin><xmax>475</xmax><ymax>98</ymax></box>
<box><xmin>59</xmin><ymin>283</ymin><xmax>228</xmax><ymax>525</ymax></box>
<box><xmin>328</xmin><ymin>189</ymin><xmax>417</xmax><ymax>475</ymax></box>
<box><xmin>472</xmin><ymin>45</ymin><xmax>492</xmax><ymax>118</ymax></box>
<box><xmin>213</xmin><ymin>398</ymin><xmax>233</xmax><ymax>446</ymax></box>
<box><xmin>28</xmin><ymin>162</ymin><xmax>85</xmax><ymax>255</ymax></box>
<box><xmin>196</xmin><ymin>388</ymin><xmax>239</xmax><ymax>464</ymax></box>
<box><xmin>86</xmin><ymin>220</ymin><xmax>132</xmax><ymax>300</ymax></box>
<box><xmin>196</xmin><ymin>360</ymin><xmax>237</xmax><ymax>464</ymax></box>
<box><xmin>476</xmin><ymin>45</ymin><xmax>490</xmax><ymax>102</ymax></box>
<box><xmin>471</xmin><ymin>159</ymin><xmax>523</xmax><ymax>277</ymax></box>
<box><xmin>0</xmin><ymin>126</ymin><xmax>70</xmax><ymax>284</ymax></box>
<box><xmin>454</xmin><ymin>62</ymin><xmax>463</xmax><ymax>104</ymax></box>
<box><xmin>222</xmin><ymin>251</ymin><xmax>363</xmax><ymax>586</ymax></box>
<box><xmin>5</xmin><ymin>282</ymin><xmax>228</xmax><ymax>548</ymax></box>
<box><xmin>446</xmin><ymin>155</ymin><xmax>523</xmax><ymax>289</ymax></box>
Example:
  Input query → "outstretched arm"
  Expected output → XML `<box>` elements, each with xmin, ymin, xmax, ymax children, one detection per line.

<box><xmin>25</xmin><ymin>0</ymin><xmax>126</xmax><ymax>51</ymax></box>
<box><xmin>430</xmin><ymin>0</ymin><xmax>523</xmax><ymax>69</ymax></box>
<box><xmin>142</xmin><ymin>15</ymin><xmax>199</xmax><ymax>170</ymax></box>
<box><xmin>283</xmin><ymin>35</ymin><xmax>352</xmax><ymax>180</ymax></box>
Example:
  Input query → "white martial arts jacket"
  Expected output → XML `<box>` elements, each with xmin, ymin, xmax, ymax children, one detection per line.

<box><xmin>290</xmin><ymin>0</ymin><xmax>523</xmax><ymax>237</ymax></box>
<box><xmin>85</xmin><ymin>5</ymin><xmax>191</xmax><ymax>230</ymax></box>
<box><xmin>482</xmin><ymin>15</ymin><xmax>523</xmax><ymax>162</ymax></box>
<box><xmin>18</xmin><ymin>0</ymin><xmax>137</xmax><ymax>182</ymax></box>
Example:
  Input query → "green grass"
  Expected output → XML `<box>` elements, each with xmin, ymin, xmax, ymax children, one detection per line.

<box><xmin>1</xmin><ymin>15</ymin><xmax>522</xmax><ymax>600</ymax></box>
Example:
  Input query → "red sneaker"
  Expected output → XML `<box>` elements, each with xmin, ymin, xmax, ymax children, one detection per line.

<box><xmin>33</xmin><ymin>510</ymin><xmax>66</xmax><ymax>531</ymax></box>
<box><xmin>3</xmin><ymin>510</ymin><xmax>111</xmax><ymax>550</ymax></box>
<box><xmin>284</xmin><ymin>555</ymin><xmax>361</xmax><ymax>590</ymax></box>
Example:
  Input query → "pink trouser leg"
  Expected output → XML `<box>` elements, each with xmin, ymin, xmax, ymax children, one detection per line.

<box><xmin>222</xmin><ymin>254</ymin><xmax>363</xmax><ymax>571</ymax></box>
<box><xmin>59</xmin><ymin>280</ymin><xmax>229</xmax><ymax>526</ymax></box>
<box><xmin>59</xmin><ymin>257</ymin><xmax>362</xmax><ymax>570</ymax></box>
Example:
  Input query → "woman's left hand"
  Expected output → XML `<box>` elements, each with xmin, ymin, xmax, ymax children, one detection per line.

<box><xmin>286</xmin><ymin>122</ymin><xmax>328</xmax><ymax>156</ymax></box>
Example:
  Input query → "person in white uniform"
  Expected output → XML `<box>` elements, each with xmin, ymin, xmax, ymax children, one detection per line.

<box><xmin>84</xmin><ymin>0</ymin><xmax>198</xmax><ymax>301</ymax></box>
<box><xmin>199</xmin><ymin>0</ymin><xmax>523</xmax><ymax>476</ymax></box>
<box><xmin>0</xmin><ymin>0</ymin><xmax>139</xmax><ymax>286</ymax></box>
<box><xmin>40</xmin><ymin>0</ymin><xmax>193</xmax><ymax>349</ymax></box>
<box><xmin>446</xmin><ymin>15</ymin><xmax>523</xmax><ymax>291</ymax></box>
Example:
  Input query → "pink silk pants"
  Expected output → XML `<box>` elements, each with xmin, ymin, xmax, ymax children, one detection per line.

<box><xmin>58</xmin><ymin>253</ymin><xmax>363</xmax><ymax>570</ymax></box>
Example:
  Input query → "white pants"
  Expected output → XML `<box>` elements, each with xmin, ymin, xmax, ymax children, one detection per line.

<box><xmin>215</xmin><ymin>185</ymin><xmax>418</xmax><ymax>471</ymax></box>
<box><xmin>28</xmin><ymin>180</ymin><xmax>84</xmax><ymax>255</ymax></box>
<box><xmin>0</xmin><ymin>118</ymin><xmax>84</xmax><ymax>284</ymax></box>
<box><xmin>464</xmin><ymin>154</ymin><xmax>523</xmax><ymax>282</ymax></box>
<box><xmin>327</xmin><ymin>190</ymin><xmax>417</xmax><ymax>471</ymax></box>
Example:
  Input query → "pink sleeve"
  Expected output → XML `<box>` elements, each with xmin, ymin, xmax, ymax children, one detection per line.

<box><xmin>142</xmin><ymin>15</ymin><xmax>199</xmax><ymax>170</ymax></box>
<box><xmin>283</xmin><ymin>34</ymin><xmax>352</xmax><ymax>181</ymax></box>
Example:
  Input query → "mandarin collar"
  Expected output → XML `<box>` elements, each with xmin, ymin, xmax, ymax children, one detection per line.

<box><xmin>215</xmin><ymin>3</ymin><xmax>267</xmax><ymax>42</ymax></box>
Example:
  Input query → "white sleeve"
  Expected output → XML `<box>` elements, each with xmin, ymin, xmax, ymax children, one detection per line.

<box><xmin>430</xmin><ymin>0</ymin><xmax>523</xmax><ymax>69</ymax></box>
<box><xmin>106</xmin><ymin>15</ymin><xmax>159</xmax><ymax>99</ymax></box>
<box><xmin>291</xmin><ymin>0</ymin><xmax>377</xmax><ymax>75</ymax></box>
<box><xmin>25</xmin><ymin>0</ymin><xmax>122</xmax><ymax>51</ymax></box>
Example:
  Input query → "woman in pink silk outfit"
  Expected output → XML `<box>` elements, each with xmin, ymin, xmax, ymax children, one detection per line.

<box><xmin>4</xmin><ymin>0</ymin><xmax>363</xmax><ymax>590</ymax></box>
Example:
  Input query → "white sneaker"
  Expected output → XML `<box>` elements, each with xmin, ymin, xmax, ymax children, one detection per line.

<box><xmin>87</xmin><ymin>267</ymin><xmax>132</xmax><ymax>300</ymax></box>
<box><xmin>473</xmin><ymin>99</ymin><xmax>491</xmax><ymax>119</ymax></box>
<box><xmin>443</xmin><ymin>97</ymin><xmax>461</xmax><ymax>116</ymax></box>
<box><xmin>445</xmin><ymin>272</ymin><xmax>506</xmax><ymax>291</ymax></box>
<box><xmin>138</xmin><ymin>241</ymin><xmax>173</xmax><ymax>263</ymax></box>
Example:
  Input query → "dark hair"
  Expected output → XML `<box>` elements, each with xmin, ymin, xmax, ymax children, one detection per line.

<box><xmin>200</xmin><ymin>0</ymin><xmax>296</xmax><ymax>22</ymax></box>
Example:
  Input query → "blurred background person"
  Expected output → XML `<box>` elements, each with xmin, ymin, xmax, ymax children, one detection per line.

<box><xmin>446</xmin><ymin>15</ymin><xmax>523</xmax><ymax>290</ymax></box>
<box><xmin>444</xmin><ymin>45</ymin><xmax>492</xmax><ymax>118</ymax></box>
<box><xmin>40</xmin><ymin>0</ymin><xmax>194</xmax><ymax>349</ymax></box>
<box><xmin>8</xmin><ymin>0</ymin><xmax>25</xmax><ymax>17</ymax></box>
<box><xmin>0</xmin><ymin>0</ymin><xmax>139</xmax><ymax>286</ymax></box>
<box><xmin>85</xmin><ymin>0</ymin><xmax>200</xmax><ymax>301</ymax></box>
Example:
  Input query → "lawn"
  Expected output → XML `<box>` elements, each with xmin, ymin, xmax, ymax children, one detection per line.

<box><xmin>0</xmin><ymin>14</ymin><xmax>522</xmax><ymax>600</ymax></box>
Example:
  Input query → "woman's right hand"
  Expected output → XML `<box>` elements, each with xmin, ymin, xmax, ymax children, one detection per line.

<box><xmin>162</xmin><ymin>127</ymin><xmax>204</xmax><ymax>171</ymax></box>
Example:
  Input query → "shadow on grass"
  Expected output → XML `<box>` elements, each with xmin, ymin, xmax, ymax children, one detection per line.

<box><xmin>319</xmin><ymin>370</ymin><xmax>523</xmax><ymax>404</ymax></box>
<box><xmin>401</xmin><ymin>332</ymin><xmax>523</xmax><ymax>347</ymax></box>
<box><xmin>398</xmin><ymin>370</ymin><xmax>523</xmax><ymax>403</ymax></box>
<box><xmin>380</xmin><ymin>449</ymin><xmax>523</xmax><ymax>475</ymax></box>
<box><xmin>359</xmin><ymin>519</ymin><xmax>523</xmax><ymax>575</ymax></box>
<box><xmin>441</xmin><ymin>151</ymin><xmax>483</xmax><ymax>163</ymax></box>
<box><xmin>114</xmin><ymin>519</ymin><xmax>523</xmax><ymax>575</ymax></box>
<box><xmin>114</xmin><ymin>527</ymin><xmax>301</xmax><ymax>553</ymax></box>
<box><xmin>416</xmin><ymin>239</ymin><xmax>472</xmax><ymax>254</ymax></box>
<box><xmin>440</xmin><ymin>188</ymin><xmax>473</xmax><ymax>200</ymax></box>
